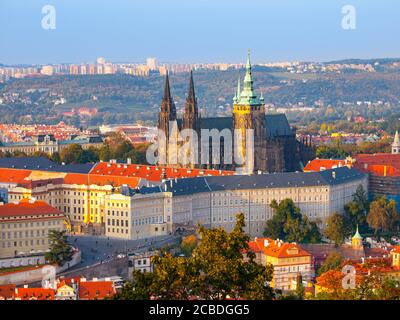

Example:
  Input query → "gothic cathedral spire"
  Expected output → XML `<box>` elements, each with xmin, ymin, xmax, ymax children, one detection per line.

<box><xmin>183</xmin><ymin>70</ymin><xmax>199</xmax><ymax>131</ymax></box>
<box><xmin>158</xmin><ymin>71</ymin><xmax>178</xmax><ymax>166</ymax></box>
<box><xmin>160</xmin><ymin>71</ymin><xmax>176</xmax><ymax>118</ymax></box>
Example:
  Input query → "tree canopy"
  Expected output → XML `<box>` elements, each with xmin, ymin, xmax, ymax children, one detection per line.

<box><xmin>324</xmin><ymin>213</ymin><xmax>347</xmax><ymax>247</ymax></box>
<box><xmin>344</xmin><ymin>185</ymin><xmax>370</xmax><ymax>233</ymax></box>
<box><xmin>263</xmin><ymin>199</ymin><xmax>321</xmax><ymax>243</ymax></box>
<box><xmin>367</xmin><ymin>196</ymin><xmax>399</xmax><ymax>237</ymax></box>
<box><xmin>56</xmin><ymin>132</ymin><xmax>149</xmax><ymax>164</ymax></box>
<box><xmin>317</xmin><ymin>251</ymin><xmax>343</xmax><ymax>276</ymax></box>
<box><xmin>45</xmin><ymin>230</ymin><xmax>73</xmax><ymax>266</ymax></box>
<box><xmin>116</xmin><ymin>213</ymin><xmax>275</xmax><ymax>300</ymax></box>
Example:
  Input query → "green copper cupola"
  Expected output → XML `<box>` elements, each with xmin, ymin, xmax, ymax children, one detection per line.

<box><xmin>233</xmin><ymin>50</ymin><xmax>264</xmax><ymax>106</ymax></box>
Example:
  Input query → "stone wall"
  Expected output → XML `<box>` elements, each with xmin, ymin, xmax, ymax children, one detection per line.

<box><xmin>0</xmin><ymin>251</ymin><xmax>81</xmax><ymax>286</ymax></box>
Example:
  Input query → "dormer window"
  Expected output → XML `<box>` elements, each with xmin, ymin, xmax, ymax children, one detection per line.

<box><xmin>287</xmin><ymin>247</ymin><xmax>299</xmax><ymax>255</ymax></box>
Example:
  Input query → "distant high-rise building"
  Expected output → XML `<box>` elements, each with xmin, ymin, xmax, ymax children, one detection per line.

<box><xmin>40</xmin><ymin>65</ymin><xmax>54</xmax><ymax>76</ymax></box>
<box><xmin>97</xmin><ymin>57</ymin><xmax>106</xmax><ymax>65</ymax></box>
<box><xmin>80</xmin><ymin>64</ymin><xmax>87</xmax><ymax>75</ymax></box>
<box><xmin>96</xmin><ymin>65</ymin><xmax>104</xmax><ymax>75</ymax></box>
<box><xmin>158</xmin><ymin>66</ymin><xmax>168</xmax><ymax>76</ymax></box>
<box><xmin>69</xmin><ymin>65</ymin><xmax>79</xmax><ymax>75</ymax></box>
<box><xmin>146</xmin><ymin>57</ymin><xmax>158</xmax><ymax>70</ymax></box>
<box><xmin>88</xmin><ymin>64</ymin><xmax>96</xmax><ymax>75</ymax></box>
<box><xmin>103</xmin><ymin>64</ymin><xmax>115</xmax><ymax>74</ymax></box>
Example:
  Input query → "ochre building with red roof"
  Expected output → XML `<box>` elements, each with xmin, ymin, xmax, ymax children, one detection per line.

<box><xmin>247</xmin><ymin>237</ymin><xmax>314</xmax><ymax>291</ymax></box>
<box><xmin>0</xmin><ymin>159</ymin><xmax>233</xmax><ymax>235</ymax></box>
<box><xmin>0</xmin><ymin>198</ymin><xmax>66</xmax><ymax>259</ymax></box>
<box><xmin>305</xmin><ymin>153</ymin><xmax>400</xmax><ymax>208</ymax></box>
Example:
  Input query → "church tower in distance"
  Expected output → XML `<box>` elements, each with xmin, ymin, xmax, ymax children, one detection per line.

<box><xmin>183</xmin><ymin>71</ymin><xmax>199</xmax><ymax>132</ymax></box>
<box><xmin>233</xmin><ymin>50</ymin><xmax>265</xmax><ymax>174</ymax></box>
<box><xmin>158</xmin><ymin>71</ymin><xmax>177</xmax><ymax>165</ymax></box>
<box><xmin>182</xmin><ymin>71</ymin><xmax>200</xmax><ymax>168</ymax></box>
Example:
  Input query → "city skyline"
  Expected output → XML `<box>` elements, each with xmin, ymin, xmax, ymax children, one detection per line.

<box><xmin>1</xmin><ymin>0</ymin><xmax>400</xmax><ymax>65</ymax></box>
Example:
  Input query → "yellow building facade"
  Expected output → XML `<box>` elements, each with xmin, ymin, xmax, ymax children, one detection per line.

<box><xmin>0</xmin><ymin>199</ymin><xmax>66</xmax><ymax>259</ymax></box>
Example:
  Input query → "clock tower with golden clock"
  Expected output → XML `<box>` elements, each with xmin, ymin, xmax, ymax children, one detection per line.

<box><xmin>233</xmin><ymin>50</ymin><xmax>266</xmax><ymax>173</ymax></box>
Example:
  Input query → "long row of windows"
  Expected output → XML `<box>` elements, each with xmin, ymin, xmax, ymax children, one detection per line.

<box><xmin>1</xmin><ymin>229</ymin><xmax>48</xmax><ymax>239</ymax></box>
<box><xmin>0</xmin><ymin>220</ymin><xmax>60</xmax><ymax>229</ymax></box>
<box><xmin>1</xmin><ymin>238</ymin><xmax>50</xmax><ymax>248</ymax></box>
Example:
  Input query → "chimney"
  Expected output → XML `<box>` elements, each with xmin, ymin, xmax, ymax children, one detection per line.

<box><xmin>127</xmin><ymin>157</ymin><xmax>132</xmax><ymax>165</ymax></box>
<box><xmin>264</xmin><ymin>239</ymin><xmax>269</xmax><ymax>247</ymax></box>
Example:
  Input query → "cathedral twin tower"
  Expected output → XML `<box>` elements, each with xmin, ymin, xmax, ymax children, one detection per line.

<box><xmin>158</xmin><ymin>69</ymin><xmax>199</xmax><ymax>146</ymax></box>
<box><xmin>157</xmin><ymin>52</ymin><xmax>313</xmax><ymax>173</ymax></box>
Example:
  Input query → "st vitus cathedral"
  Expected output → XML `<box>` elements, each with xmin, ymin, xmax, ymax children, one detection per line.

<box><xmin>157</xmin><ymin>51</ymin><xmax>314</xmax><ymax>173</ymax></box>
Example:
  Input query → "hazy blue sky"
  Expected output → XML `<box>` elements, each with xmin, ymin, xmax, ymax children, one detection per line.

<box><xmin>0</xmin><ymin>0</ymin><xmax>399</xmax><ymax>65</ymax></box>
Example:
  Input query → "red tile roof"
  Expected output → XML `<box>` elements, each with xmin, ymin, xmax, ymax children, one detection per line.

<box><xmin>353</xmin><ymin>154</ymin><xmax>400</xmax><ymax>177</ymax></box>
<box><xmin>0</xmin><ymin>284</ymin><xmax>16</xmax><ymax>299</ymax></box>
<box><xmin>63</xmin><ymin>173</ymin><xmax>140</xmax><ymax>188</ymax></box>
<box><xmin>19</xmin><ymin>178</ymin><xmax>64</xmax><ymax>189</ymax></box>
<box><xmin>0</xmin><ymin>168</ymin><xmax>32</xmax><ymax>184</ymax></box>
<box><xmin>355</xmin><ymin>153</ymin><xmax>400</xmax><ymax>170</ymax></box>
<box><xmin>0</xmin><ymin>161</ymin><xmax>233</xmax><ymax>190</ymax></box>
<box><xmin>15</xmin><ymin>287</ymin><xmax>55</xmax><ymax>300</ymax></box>
<box><xmin>90</xmin><ymin>162</ymin><xmax>234</xmax><ymax>183</ymax></box>
<box><xmin>304</xmin><ymin>159</ymin><xmax>351</xmax><ymax>172</ymax></box>
<box><xmin>78</xmin><ymin>281</ymin><xmax>115</xmax><ymax>300</ymax></box>
<box><xmin>359</xmin><ymin>164</ymin><xmax>400</xmax><ymax>177</ymax></box>
<box><xmin>248</xmin><ymin>238</ymin><xmax>311</xmax><ymax>259</ymax></box>
<box><xmin>391</xmin><ymin>246</ymin><xmax>400</xmax><ymax>254</ymax></box>
<box><xmin>0</xmin><ymin>198</ymin><xmax>63</xmax><ymax>218</ymax></box>
<box><xmin>57</xmin><ymin>276</ymin><xmax>82</xmax><ymax>287</ymax></box>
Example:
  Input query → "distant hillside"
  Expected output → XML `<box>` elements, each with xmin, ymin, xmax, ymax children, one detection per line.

<box><xmin>325</xmin><ymin>58</ymin><xmax>400</xmax><ymax>65</ymax></box>
<box><xmin>1</xmin><ymin>68</ymin><xmax>400</xmax><ymax>125</ymax></box>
